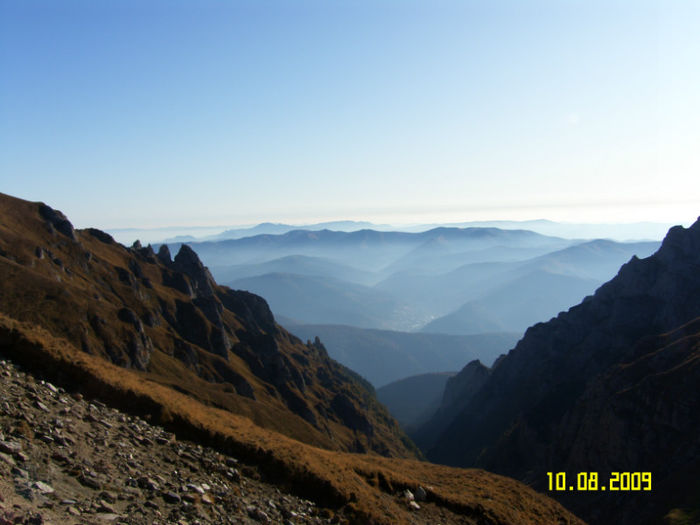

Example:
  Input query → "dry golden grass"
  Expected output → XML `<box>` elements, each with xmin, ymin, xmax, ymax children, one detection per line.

<box><xmin>0</xmin><ymin>313</ymin><xmax>584</xmax><ymax>525</ymax></box>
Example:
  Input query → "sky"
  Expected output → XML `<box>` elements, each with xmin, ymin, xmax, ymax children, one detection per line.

<box><xmin>1</xmin><ymin>0</ymin><xmax>699</xmax><ymax>231</ymax></box>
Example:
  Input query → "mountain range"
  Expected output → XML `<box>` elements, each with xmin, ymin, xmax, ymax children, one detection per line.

<box><xmin>110</xmin><ymin>218</ymin><xmax>672</xmax><ymax>246</ymax></box>
<box><xmin>183</xmin><ymin>229</ymin><xmax>658</xmax><ymax>339</ymax></box>
<box><xmin>0</xmin><ymin>192</ymin><xmax>583</xmax><ymax>524</ymax></box>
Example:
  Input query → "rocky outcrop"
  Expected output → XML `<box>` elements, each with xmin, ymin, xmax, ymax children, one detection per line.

<box><xmin>172</xmin><ymin>244</ymin><xmax>217</xmax><ymax>298</ymax></box>
<box><xmin>218</xmin><ymin>288</ymin><xmax>278</xmax><ymax>336</ymax></box>
<box><xmin>331</xmin><ymin>393</ymin><xmax>373</xmax><ymax>436</ymax></box>
<box><xmin>411</xmin><ymin>360</ymin><xmax>489</xmax><ymax>450</ymax></box>
<box><xmin>38</xmin><ymin>203</ymin><xmax>75</xmax><ymax>240</ymax></box>
<box><xmin>424</xmin><ymin>217</ymin><xmax>700</xmax><ymax>524</ymax></box>
<box><xmin>0</xmin><ymin>192</ymin><xmax>416</xmax><ymax>458</ymax></box>
<box><xmin>441</xmin><ymin>359</ymin><xmax>490</xmax><ymax>408</ymax></box>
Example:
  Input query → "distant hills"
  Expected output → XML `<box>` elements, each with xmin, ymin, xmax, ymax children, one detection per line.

<box><xmin>232</xmin><ymin>273</ymin><xmax>429</xmax><ymax>331</ymax></box>
<box><xmin>186</xmin><ymin>229</ymin><xmax>658</xmax><ymax>338</ymax></box>
<box><xmin>420</xmin><ymin>269</ymin><xmax>601</xmax><ymax>334</ymax></box>
<box><xmin>181</xmin><ymin>226</ymin><xmax>570</xmax><ymax>272</ymax></box>
<box><xmin>106</xmin><ymin>218</ymin><xmax>673</xmax><ymax>246</ymax></box>
<box><xmin>415</xmin><ymin>216</ymin><xmax>700</xmax><ymax>524</ymax></box>
<box><xmin>419</xmin><ymin>219</ymin><xmax>674</xmax><ymax>242</ymax></box>
<box><xmin>210</xmin><ymin>254</ymin><xmax>376</xmax><ymax>285</ymax></box>
<box><xmin>282</xmin><ymin>322</ymin><xmax>518</xmax><ymax>387</ymax></box>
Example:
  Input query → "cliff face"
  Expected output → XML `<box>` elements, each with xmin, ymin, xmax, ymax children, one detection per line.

<box><xmin>411</xmin><ymin>360</ymin><xmax>490</xmax><ymax>451</ymax></box>
<box><xmin>424</xmin><ymin>217</ymin><xmax>700</xmax><ymax>524</ymax></box>
<box><xmin>0</xmin><ymin>193</ymin><xmax>414</xmax><ymax>457</ymax></box>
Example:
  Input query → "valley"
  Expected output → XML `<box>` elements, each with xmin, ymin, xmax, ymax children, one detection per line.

<box><xmin>0</xmin><ymin>192</ymin><xmax>696</xmax><ymax>524</ymax></box>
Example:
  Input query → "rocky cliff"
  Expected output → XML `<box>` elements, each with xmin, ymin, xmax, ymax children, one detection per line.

<box><xmin>411</xmin><ymin>360</ymin><xmax>490</xmax><ymax>451</ymax></box>
<box><xmin>0</xmin><ymin>192</ymin><xmax>412</xmax><ymax>457</ymax></box>
<box><xmin>422</xmin><ymin>217</ymin><xmax>700</xmax><ymax>524</ymax></box>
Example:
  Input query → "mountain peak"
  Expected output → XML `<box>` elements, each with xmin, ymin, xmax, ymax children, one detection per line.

<box><xmin>38</xmin><ymin>202</ymin><xmax>76</xmax><ymax>240</ymax></box>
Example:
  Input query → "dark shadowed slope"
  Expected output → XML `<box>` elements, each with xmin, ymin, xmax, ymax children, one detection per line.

<box><xmin>376</xmin><ymin>372</ymin><xmax>456</xmax><ymax>429</ymax></box>
<box><xmin>421</xmin><ymin>217</ymin><xmax>700</xmax><ymax>525</ymax></box>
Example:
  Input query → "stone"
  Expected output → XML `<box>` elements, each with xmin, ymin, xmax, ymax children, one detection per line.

<box><xmin>0</xmin><ymin>440</ymin><xmax>21</xmax><ymax>455</ymax></box>
<box><xmin>246</xmin><ymin>505</ymin><xmax>269</xmax><ymax>523</ymax></box>
<box><xmin>415</xmin><ymin>486</ymin><xmax>427</xmax><ymax>501</ymax></box>
<box><xmin>78</xmin><ymin>474</ymin><xmax>102</xmax><ymax>490</ymax></box>
<box><xmin>96</xmin><ymin>500</ymin><xmax>116</xmax><ymax>513</ymax></box>
<box><xmin>99</xmin><ymin>491</ymin><xmax>118</xmax><ymax>503</ymax></box>
<box><xmin>186</xmin><ymin>484</ymin><xmax>204</xmax><ymax>495</ymax></box>
<box><xmin>138</xmin><ymin>476</ymin><xmax>159</xmax><ymax>491</ymax></box>
<box><xmin>0</xmin><ymin>452</ymin><xmax>15</xmax><ymax>467</ymax></box>
<box><xmin>43</xmin><ymin>382</ymin><xmax>59</xmax><ymax>395</ymax></box>
<box><xmin>163</xmin><ymin>491</ymin><xmax>181</xmax><ymax>504</ymax></box>
<box><xmin>32</xmin><ymin>481</ymin><xmax>55</xmax><ymax>495</ymax></box>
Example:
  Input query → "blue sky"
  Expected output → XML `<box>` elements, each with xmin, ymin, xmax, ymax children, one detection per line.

<box><xmin>1</xmin><ymin>0</ymin><xmax>698</xmax><ymax>230</ymax></box>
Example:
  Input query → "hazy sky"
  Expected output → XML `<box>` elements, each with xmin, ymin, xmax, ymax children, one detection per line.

<box><xmin>1</xmin><ymin>0</ymin><xmax>698</xmax><ymax>230</ymax></box>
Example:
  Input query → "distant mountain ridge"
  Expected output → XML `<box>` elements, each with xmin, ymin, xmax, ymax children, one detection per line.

<box><xmin>179</xmin><ymin>226</ymin><xmax>570</xmax><ymax>271</ymax></box>
<box><xmin>163</xmin><ymin>220</ymin><xmax>386</xmax><ymax>243</ymax></box>
<box><xmin>114</xmin><ymin>218</ymin><xmax>673</xmax><ymax>246</ymax></box>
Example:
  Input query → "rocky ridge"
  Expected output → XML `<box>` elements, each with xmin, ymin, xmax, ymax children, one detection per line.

<box><xmin>422</xmin><ymin>217</ymin><xmax>700</xmax><ymax>524</ymax></box>
<box><xmin>411</xmin><ymin>360</ymin><xmax>490</xmax><ymax>451</ymax></box>
<box><xmin>0</xmin><ymin>192</ymin><xmax>414</xmax><ymax>458</ymax></box>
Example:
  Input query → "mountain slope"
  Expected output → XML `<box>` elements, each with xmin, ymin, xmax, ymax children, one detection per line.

<box><xmin>0</xmin><ymin>192</ymin><xmax>584</xmax><ymax>525</ymax></box>
<box><xmin>422</xmin><ymin>269</ymin><xmax>599</xmax><ymax>335</ymax></box>
<box><xmin>378</xmin><ymin>239</ymin><xmax>659</xmax><ymax>321</ymax></box>
<box><xmin>210</xmin><ymin>254</ymin><xmax>375</xmax><ymax>285</ymax></box>
<box><xmin>422</xmin><ymin>217</ymin><xmax>700</xmax><ymax>524</ymax></box>
<box><xmin>0</xmin><ymin>192</ymin><xmax>411</xmax><ymax>457</ymax></box>
<box><xmin>376</xmin><ymin>372</ymin><xmax>456</xmax><ymax>429</ymax></box>
<box><xmin>0</xmin><ymin>312</ymin><xmax>583</xmax><ymax>525</ymax></box>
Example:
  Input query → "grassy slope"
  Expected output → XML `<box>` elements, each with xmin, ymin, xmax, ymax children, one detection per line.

<box><xmin>0</xmin><ymin>313</ymin><xmax>584</xmax><ymax>525</ymax></box>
